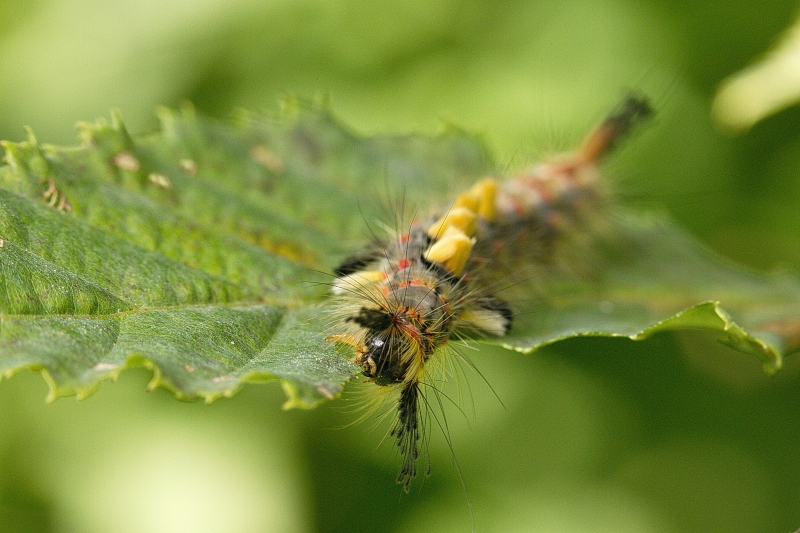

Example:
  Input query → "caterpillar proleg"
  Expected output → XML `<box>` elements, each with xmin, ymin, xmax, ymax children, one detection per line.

<box><xmin>327</xmin><ymin>95</ymin><xmax>652</xmax><ymax>491</ymax></box>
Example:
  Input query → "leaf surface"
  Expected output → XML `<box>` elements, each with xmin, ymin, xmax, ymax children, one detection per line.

<box><xmin>0</xmin><ymin>103</ymin><xmax>491</xmax><ymax>405</ymax></box>
<box><xmin>503</xmin><ymin>213</ymin><xmax>800</xmax><ymax>372</ymax></box>
<box><xmin>0</xmin><ymin>102</ymin><xmax>797</xmax><ymax>406</ymax></box>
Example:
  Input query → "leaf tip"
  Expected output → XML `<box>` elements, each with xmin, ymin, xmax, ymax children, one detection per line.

<box><xmin>40</xmin><ymin>369</ymin><xmax>66</xmax><ymax>404</ymax></box>
<box><xmin>280</xmin><ymin>380</ymin><xmax>325</xmax><ymax>410</ymax></box>
<box><xmin>22</xmin><ymin>126</ymin><xmax>38</xmax><ymax>146</ymax></box>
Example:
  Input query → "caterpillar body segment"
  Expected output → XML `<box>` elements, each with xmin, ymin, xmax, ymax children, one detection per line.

<box><xmin>327</xmin><ymin>95</ymin><xmax>653</xmax><ymax>491</ymax></box>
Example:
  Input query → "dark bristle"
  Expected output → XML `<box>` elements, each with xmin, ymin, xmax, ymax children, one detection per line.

<box><xmin>581</xmin><ymin>94</ymin><xmax>653</xmax><ymax>163</ymax></box>
<box><xmin>420</xmin><ymin>255</ymin><xmax>461</xmax><ymax>285</ymax></box>
<box><xmin>604</xmin><ymin>94</ymin><xmax>653</xmax><ymax>139</ymax></box>
<box><xmin>347</xmin><ymin>306</ymin><xmax>393</xmax><ymax>332</ymax></box>
<box><xmin>392</xmin><ymin>381</ymin><xmax>422</xmax><ymax>492</ymax></box>
<box><xmin>333</xmin><ymin>246</ymin><xmax>383</xmax><ymax>277</ymax></box>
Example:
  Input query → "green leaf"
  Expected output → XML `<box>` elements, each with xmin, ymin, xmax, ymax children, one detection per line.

<box><xmin>0</xmin><ymin>102</ymin><xmax>492</xmax><ymax>405</ymax></box>
<box><xmin>0</xmin><ymin>100</ymin><xmax>797</xmax><ymax>407</ymax></box>
<box><xmin>0</xmin><ymin>304</ymin><xmax>353</xmax><ymax>406</ymax></box>
<box><xmin>502</xmin><ymin>212</ymin><xmax>800</xmax><ymax>373</ymax></box>
<box><xmin>712</xmin><ymin>14</ymin><xmax>800</xmax><ymax>131</ymax></box>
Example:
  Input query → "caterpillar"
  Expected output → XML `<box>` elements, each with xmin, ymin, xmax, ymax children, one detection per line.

<box><xmin>326</xmin><ymin>95</ymin><xmax>652</xmax><ymax>491</ymax></box>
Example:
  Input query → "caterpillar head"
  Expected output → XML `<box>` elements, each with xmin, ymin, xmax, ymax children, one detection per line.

<box><xmin>343</xmin><ymin>285</ymin><xmax>451</xmax><ymax>386</ymax></box>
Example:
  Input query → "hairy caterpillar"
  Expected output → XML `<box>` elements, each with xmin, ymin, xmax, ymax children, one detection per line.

<box><xmin>327</xmin><ymin>95</ymin><xmax>652</xmax><ymax>491</ymax></box>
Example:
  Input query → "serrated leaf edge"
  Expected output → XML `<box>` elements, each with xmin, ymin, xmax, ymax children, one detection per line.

<box><xmin>501</xmin><ymin>300</ymin><xmax>784</xmax><ymax>374</ymax></box>
<box><xmin>0</xmin><ymin>351</ymin><xmax>351</xmax><ymax>408</ymax></box>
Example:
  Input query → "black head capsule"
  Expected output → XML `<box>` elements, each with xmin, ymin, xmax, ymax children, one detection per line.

<box><xmin>348</xmin><ymin>281</ymin><xmax>454</xmax><ymax>386</ymax></box>
<box><xmin>347</xmin><ymin>307</ymin><xmax>412</xmax><ymax>384</ymax></box>
<box><xmin>359</xmin><ymin>333</ymin><xmax>409</xmax><ymax>386</ymax></box>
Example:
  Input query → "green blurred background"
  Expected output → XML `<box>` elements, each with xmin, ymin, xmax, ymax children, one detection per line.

<box><xmin>2</xmin><ymin>0</ymin><xmax>800</xmax><ymax>532</ymax></box>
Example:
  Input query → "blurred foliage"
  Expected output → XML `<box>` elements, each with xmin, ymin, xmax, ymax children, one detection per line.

<box><xmin>1</xmin><ymin>1</ymin><xmax>800</xmax><ymax>533</ymax></box>
<box><xmin>713</xmin><ymin>13</ymin><xmax>800</xmax><ymax>130</ymax></box>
